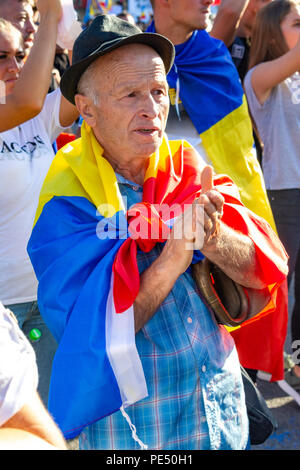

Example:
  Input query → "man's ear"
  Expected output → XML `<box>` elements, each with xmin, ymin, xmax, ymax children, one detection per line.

<box><xmin>74</xmin><ymin>94</ymin><xmax>97</xmax><ymax>127</ymax></box>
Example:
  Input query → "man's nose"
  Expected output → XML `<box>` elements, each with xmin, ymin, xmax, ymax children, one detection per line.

<box><xmin>140</xmin><ymin>94</ymin><xmax>159</xmax><ymax>119</ymax></box>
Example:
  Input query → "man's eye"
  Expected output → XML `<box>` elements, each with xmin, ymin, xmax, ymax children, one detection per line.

<box><xmin>127</xmin><ymin>92</ymin><xmax>136</xmax><ymax>98</ymax></box>
<box><xmin>153</xmin><ymin>89</ymin><xmax>164</xmax><ymax>96</ymax></box>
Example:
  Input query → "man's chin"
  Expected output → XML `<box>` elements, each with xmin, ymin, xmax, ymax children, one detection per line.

<box><xmin>135</xmin><ymin>136</ymin><xmax>163</xmax><ymax>156</ymax></box>
<box><xmin>195</xmin><ymin>11</ymin><xmax>211</xmax><ymax>31</ymax></box>
<box><xmin>198</xmin><ymin>18</ymin><xmax>209</xmax><ymax>31</ymax></box>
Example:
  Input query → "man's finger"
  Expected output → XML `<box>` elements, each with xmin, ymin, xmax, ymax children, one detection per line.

<box><xmin>201</xmin><ymin>165</ymin><xmax>214</xmax><ymax>193</ymax></box>
<box><xmin>198</xmin><ymin>193</ymin><xmax>217</xmax><ymax>218</ymax></box>
<box><xmin>200</xmin><ymin>189</ymin><xmax>224</xmax><ymax>215</ymax></box>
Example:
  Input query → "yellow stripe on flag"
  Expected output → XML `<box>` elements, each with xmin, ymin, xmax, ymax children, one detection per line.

<box><xmin>34</xmin><ymin>122</ymin><xmax>125</xmax><ymax>225</ymax></box>
<box><xmin>201</xmin><ymin>96</ymin><xmax>276</xmax><ymax>230</ymax></box>
<box><xmin>145</xmin><ymin>136</ymin><xmax>191</xmax><ymax>181</ymax></box>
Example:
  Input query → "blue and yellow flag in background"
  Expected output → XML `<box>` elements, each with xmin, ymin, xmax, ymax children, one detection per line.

<box><xmin>147</xmin><ymin>23</ymin><xmax>275</xmax><ymax>228</ymax></box>
<box><xmin>147</xmin><ymin>23</ymin><xmax>288</xmax><ymax>381</ymax></box>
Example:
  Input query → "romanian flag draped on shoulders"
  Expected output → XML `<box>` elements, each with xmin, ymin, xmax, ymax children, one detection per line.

<box><xmin>28</xmin><ymin>122</ymin><xmax>287</xmax><ymax>439</ymax></box>
<box><xmin>147</xmin><ymin>22</ymin><xmax>289</xmax><ymax>382</ymax></box>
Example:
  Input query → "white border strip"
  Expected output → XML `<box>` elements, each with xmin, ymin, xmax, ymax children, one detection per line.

<box><xmin>105</xmin><ymin>273</ymin><xmax>148</xmax><ymax>407</ymax></box>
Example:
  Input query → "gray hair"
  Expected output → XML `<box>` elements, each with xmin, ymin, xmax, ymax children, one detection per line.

<box><xmin>77</xmin><ymin>59</ymin><xmax>100</xmax><ymax>106</ymax></box>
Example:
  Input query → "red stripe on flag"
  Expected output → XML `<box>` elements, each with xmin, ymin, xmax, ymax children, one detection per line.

<box><xmin>111</xmin><ymin>142</ymin><xmax>288</xmax><ymax>381</ymax></box>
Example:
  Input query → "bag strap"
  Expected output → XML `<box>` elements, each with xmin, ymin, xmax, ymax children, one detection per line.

<box><xmin>192</xmin><ymin>258</ymin><xmax>249</xmax><ymax>326</ymax></box>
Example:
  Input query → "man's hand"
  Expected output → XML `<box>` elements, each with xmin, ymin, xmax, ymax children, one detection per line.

<box><xmin>200</xmin><ymin>173</ymin><xmax>266</xmax><ymax>290</ymax></box>
<box><xmin>164</xmin><ymin>165</ymin><xmax>224</xmax><ymax>274</ymax></box>
<box><xmin>198</xmin><ymin>165</ymin><xmax>224</xmax><ymax>246</ymax></box>
<box><xmin>133</xmin><ymin>166</ymin><xmax>225</xmax><ymax>332</ymax></box>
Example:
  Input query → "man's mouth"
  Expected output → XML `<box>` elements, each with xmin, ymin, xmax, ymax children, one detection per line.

<box><xmin>135</xmin><ymin>127</ymin><xmax>160</xmax><ymax>135</ymax></box>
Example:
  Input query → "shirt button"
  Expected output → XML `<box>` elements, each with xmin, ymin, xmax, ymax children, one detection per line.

<box><xmin>202</xmin><ymin>365</ymin><xmax>206</xmax><ymax>373</ymax></box>
<box><xmin>201</xmin><ymin>416</ymin><xmax>207</xmax><ymax>423</ymax></box>
<box><xmin>187</xmin><ymin>317</ymin><xmax>193</xmax><ymax>324</ymax></box>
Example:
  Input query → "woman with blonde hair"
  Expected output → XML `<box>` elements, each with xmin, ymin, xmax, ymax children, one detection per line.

<box><xmin>244</xmin><ymin>0</ymin><xmax>300</xmax><ymax>401</ymax></box>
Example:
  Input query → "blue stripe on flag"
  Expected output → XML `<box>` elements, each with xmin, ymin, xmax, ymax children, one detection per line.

<box><xmin>28</xmin><ymin>195</ymin><xmax>129</xmax><ymax>437</ymax></box>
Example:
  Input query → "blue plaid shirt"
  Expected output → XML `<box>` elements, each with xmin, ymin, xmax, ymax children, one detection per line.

<box><xmin>79</xmin><ymin>175</ymin><xmax>249</xmax><ymax>450</ymax></box>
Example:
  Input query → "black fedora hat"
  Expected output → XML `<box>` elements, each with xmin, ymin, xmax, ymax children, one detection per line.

<box><xmin>60</xmin><ymin>15</ymin><xmax>175</xmax><ymax>105</ymax></box>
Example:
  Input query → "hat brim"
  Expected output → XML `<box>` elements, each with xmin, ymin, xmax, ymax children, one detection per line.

<box><xmin>60</xmin><ymin>32</ymin><xmax>175</xmax><ymax>105</ymax></box>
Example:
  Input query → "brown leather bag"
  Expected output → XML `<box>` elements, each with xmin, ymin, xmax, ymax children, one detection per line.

<box><xmin>192</xmin><ymin>258</ymin><xmax>250</xmax><ymax>327</ymax></box>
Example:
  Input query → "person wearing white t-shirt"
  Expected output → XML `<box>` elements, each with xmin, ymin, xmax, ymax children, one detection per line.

<box><xmin>0</xmin><ymin>0</ymin><xmax>79</xmax><ymax>406</ymax></box>
<box><xmin>0</xmin><ymin>301</ymin><xmax>67</xmax><ymax>449</ymax></box>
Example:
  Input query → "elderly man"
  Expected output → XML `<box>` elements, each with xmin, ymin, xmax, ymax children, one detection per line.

<box><xmin>28</xmin><ymin>15</ymin><xmax>287</xmax><ymax>450</ymax></box>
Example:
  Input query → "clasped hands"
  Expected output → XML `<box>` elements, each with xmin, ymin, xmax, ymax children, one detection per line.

<box><xmin>165</xmin><ymin>166</ymin><xmax>225</xmax><ymax>274</ymax></box>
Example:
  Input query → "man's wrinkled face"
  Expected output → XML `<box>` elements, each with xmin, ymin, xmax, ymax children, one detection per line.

<box><xmin>77</xmin><ymin>44</ymin><xmax>170</xmax><ymax>167</ymax></box>
<box><xmin>167</xmin><ymin>0</ymin><xmax>214</xmax><ymax>32</ymax></box>
<box><xmin>0</xmin><ymin>1</ymin><xmax>36</xmax><ymax>52</ymax></box>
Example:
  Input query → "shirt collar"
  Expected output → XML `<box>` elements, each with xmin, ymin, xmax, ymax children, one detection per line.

<box><xmin>115</xmin><ymin>172</ymin><xmax>143</xmax><ymax>190</ymax></box>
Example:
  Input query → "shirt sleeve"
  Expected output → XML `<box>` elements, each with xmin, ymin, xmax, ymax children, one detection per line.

<box><xmin>38</xmin><ymin>89</ymin><xmax>73</xmax><ymax>144</ymax></box>
<box><xmin>244</xmin><ymin>67</ymin><xmax>271</xmax><ymax>112</ymax></box>
<box><xmin>0</xmin><ymin>302</ymin><xmax>38</xmax><ymax>426</ymax></box>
